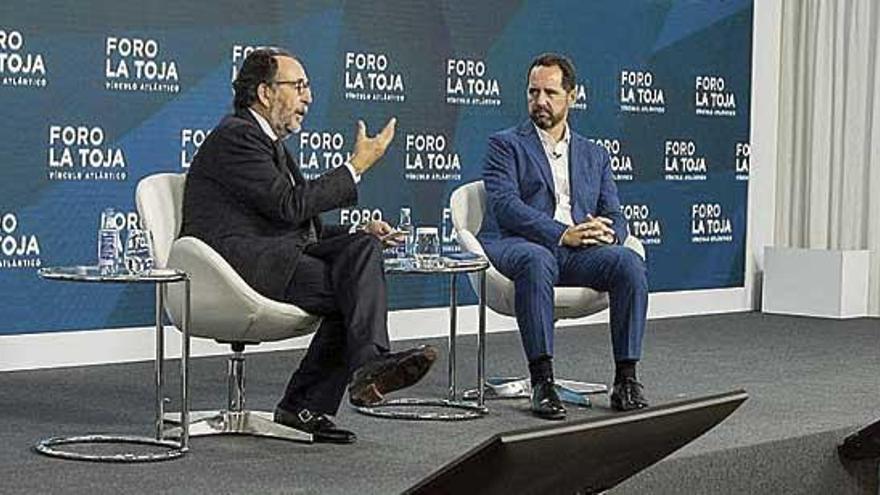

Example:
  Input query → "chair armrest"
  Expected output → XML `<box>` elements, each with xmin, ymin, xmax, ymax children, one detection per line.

<box><xmin>624</xmin><ymin>235</ymin><xmax>646</xmax><ymax>260</ymax></box>
<box><xmin>455</xmin><ymin>229</ymin><xmax>487</xmax><ymax>257</ymax></box>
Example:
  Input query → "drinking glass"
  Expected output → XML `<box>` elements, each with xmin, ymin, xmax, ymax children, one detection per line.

<box><xmin>124</xmin><ymin>229</ymin><xmax>155</xmax><ymax>274</ymax></box>
<box><xmin>414</xmin><ymin>226</ymin><xmax>441</xmax><ymax>269</ymax></box>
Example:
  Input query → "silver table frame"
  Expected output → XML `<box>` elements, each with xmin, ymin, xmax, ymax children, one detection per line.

<box><xmin>354</xmin><ymin>258</ymin><xmax>489</xmax><ymax>421</ymax></box>
<box><xmin>36</xmin><ymin>266</ymin><xmax>191</xmax><ymax>462</ymax></box>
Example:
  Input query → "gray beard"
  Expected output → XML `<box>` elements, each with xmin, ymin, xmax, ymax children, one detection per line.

<box><xmin>268</xmin><ymin>106</ymin><xmax>293</xmax><ymax>138</ymax></box>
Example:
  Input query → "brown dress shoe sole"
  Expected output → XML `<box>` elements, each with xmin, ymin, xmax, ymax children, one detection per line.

<box><xmin>375</xmin><ymin>348</ymin><xmax>437</xmax><ymax>394</ymax></box>
<box><xmin>353</xmin><ymin>383</ymin><xmax>384</xmax><ymax>406</ymax></box>
<box><xmin>351</xmin><ymin>347</ymin><xmax>437</xmax><ymax>406</ymax></box>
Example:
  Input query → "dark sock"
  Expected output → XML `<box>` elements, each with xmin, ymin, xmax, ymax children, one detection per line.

<box><xmin>528</xmin><ymin>356</ymin><xmax>554</xmax><ymax>386</ymax></box>
<box><xmin>614</xmin><ymin>360</ymin><xmax>638</xmax><ymax>384</ymax></box>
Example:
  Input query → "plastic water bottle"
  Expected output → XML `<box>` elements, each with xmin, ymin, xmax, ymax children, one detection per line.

<box><xmin>98</xmin><ymin>207</ymin><xmax>122</xmax><ymax>275</ymax></box>
<box><xmin>397</xmin><ymin>207</ymin><xmax>414</xmax><ymax>259</ymax></box>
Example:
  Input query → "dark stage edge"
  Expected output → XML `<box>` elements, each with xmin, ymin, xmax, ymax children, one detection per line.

<box><xmin>0</xmin><ymin>312</ymin><xmax>878</xmax><ymax>494</ymax></box>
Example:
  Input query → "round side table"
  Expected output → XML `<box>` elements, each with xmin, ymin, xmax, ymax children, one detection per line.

<box><xmin>353</xmin><ymin>257</ymin><xmax>489</xmax><ymax>421</ymax></box>
<box><xmin>36</xmin><ymin>266</ymin><xmax>191</xmax><ymax>462</ymax></box>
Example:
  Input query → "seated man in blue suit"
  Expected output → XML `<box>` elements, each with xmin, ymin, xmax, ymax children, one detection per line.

<box><xmin>479</xmin><ymin>53</ymin><xmax>648</xmax><ymax>419</ymax></box>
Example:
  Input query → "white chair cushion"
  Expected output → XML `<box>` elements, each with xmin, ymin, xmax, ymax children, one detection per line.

<box><xmin>136</xmin><ymin>173</ymin><xmax>321</xmax><ymax>344</ymax></box>
<box><xmin>135</xmin><ymin>173</ymin><xmax>186</xmax><ymax>268</ymax></box>
<box><xmin>450</xmin><ymin>180</ymin><xmax>645</xmax><ymax>322</ymax></box>
<box><xmin>164</xmin><ymin>237</ymin><xmax>321</xmax><ymax>342</ymax></box>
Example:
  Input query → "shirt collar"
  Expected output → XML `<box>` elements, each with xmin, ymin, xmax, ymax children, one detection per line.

<box><xmin>249</xmin><ymin>108</ymin><xmax>280</xmax><ymax>142</ymax></box>
<box><xmin>534</xmin><ymin>121</ymin><xmax>570</xmax><ymax>154</ymax></box>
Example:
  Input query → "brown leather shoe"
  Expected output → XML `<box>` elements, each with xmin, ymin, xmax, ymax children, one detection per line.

<box><xmin>348</xmin><ymin>345</ymin><xmax>438</xmax><ymax>406</ymax></box>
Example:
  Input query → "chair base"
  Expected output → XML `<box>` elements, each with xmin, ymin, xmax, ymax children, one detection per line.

<box><xmin>163</xmin><ymin>410</ymin><xmax>312</xmax><ymax>443</ymax></box>
<box><xmin>462</xmin><ymin>377</ymin><xmax>608</xmax><ymax>407</ymax></box>
<box><xmin>354</xmin><ymin>398</ymin><xmax>488</xmax><ymax>421</ymax></box>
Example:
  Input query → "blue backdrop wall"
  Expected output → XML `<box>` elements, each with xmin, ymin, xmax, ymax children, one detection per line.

<box><xmin>0</xmin><ymin>0</ymin><xmax>753</xmax><ymax>334</ymax></box>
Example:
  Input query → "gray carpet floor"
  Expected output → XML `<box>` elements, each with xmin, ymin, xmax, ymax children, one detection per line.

<box><xmin>0</xmin><ymin>312</ymin><xmax>878</xmax><ymax>494</ymax></box>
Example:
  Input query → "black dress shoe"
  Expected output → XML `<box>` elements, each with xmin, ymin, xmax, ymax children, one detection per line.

<box><xmin>273</xmin><ymin>407</ymin><xmax>357</xmax><ymax>444</ymax></box>
<box><xmin>349</xmin><ymin>345</ymin><xmax>438</xmax><ymax>406</ymax></box>
<box><xmin>610</xmin><ymin>377</ymin><xmax>649</xmax><ymax>412</ymax></box>
<box><xmin>530</xmin><ymin>379</ymin><xmax>566</xmax><ymax>420</ymax></box>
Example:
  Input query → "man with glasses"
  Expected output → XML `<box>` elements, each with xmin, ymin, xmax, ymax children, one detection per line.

<box><xmin>479</xmin><ymin>53</ymin><xmax>649</xmax><ymax>420</ymax></box>
<box><xmin>181</xmin><ymin>47</ymin><xmax>437</xmax><ymax>444</ymax></box>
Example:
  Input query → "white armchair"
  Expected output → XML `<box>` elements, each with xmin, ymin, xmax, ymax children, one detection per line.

<box><xmin>449</xmin><ymin>180</ymin><xmax>645</xmax><ymax>400</ymax></box>
<box><xmin>136</xmin><ymin>172</ymin><xmax>321</xmax><ymax>442</ymax></box>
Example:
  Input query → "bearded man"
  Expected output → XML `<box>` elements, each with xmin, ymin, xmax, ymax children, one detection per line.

<box><xmin>181</xmin><ymin>48</ymin><xmax>436</xmax><ymax>443</ymax></box>
<box><xmin>478</xmin><ymin>53</ymin><xmax>649</xmax><ymax>420</ymax></box>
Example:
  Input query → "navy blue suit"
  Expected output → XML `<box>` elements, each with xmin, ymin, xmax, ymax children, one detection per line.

<box><xmin>479</xmin><ymin>120</ymin><xmax>647</xmax><ymax>363</ymax></box>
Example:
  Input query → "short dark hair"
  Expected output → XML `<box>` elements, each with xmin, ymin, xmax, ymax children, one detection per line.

<box><xmin>527</xmin><ymin>53</ymin><xmax>577</xmax><ymax>92</ymax></box>
<box><xmin>232</xmin><ymin>47</ymin><xmax>296</xmax><ymax>112</ymax></box>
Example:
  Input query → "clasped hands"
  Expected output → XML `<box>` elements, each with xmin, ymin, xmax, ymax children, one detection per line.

<box><xmin>561</xmin><ymin>215</ymin><xmax>616</xmax><ymax>247</ymax></box>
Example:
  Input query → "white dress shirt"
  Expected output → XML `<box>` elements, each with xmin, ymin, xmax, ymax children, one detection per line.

<box><xmin>534</xmin><ymin>122</ymin><xmax>575</xmax><ymax>227</ymax></box>
<box><xmin>249</xmin><ymin>108</ymin><xmax>360</xmax><ymax>184</ymax></box>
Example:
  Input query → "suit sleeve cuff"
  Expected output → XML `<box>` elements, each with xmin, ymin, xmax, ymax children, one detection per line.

<box><xmin>550</xmin><ymin>221</ymin><xmax>568</xmax><ymax>248</ymax></box>
<box><xmin>344</xmin><ymin>161</ymin><xmax>361</xmax><ymax>184</ymax></box>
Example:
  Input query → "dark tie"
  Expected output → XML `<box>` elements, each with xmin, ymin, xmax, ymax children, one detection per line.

<box><xmin>274</xmin><ymin>139</ymin><xmax>317</xmax><ymax>244</ymax></box>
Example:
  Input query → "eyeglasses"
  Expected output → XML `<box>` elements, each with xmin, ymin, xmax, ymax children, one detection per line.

<box><xmin>270</xmin><ymin>78</ymin><xmax>311</xmax><ymax>95</ymax></box>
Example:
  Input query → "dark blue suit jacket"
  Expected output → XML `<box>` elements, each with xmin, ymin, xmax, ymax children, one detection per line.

<box><xmin>181</xmin><ymin>109</ymin><xmax>356</xmax><ymax>300</ymax></box>
<box><xmin>479</xmin><ymin>120</ymin><xmax>627</xmax><ymax>260</ymax></box>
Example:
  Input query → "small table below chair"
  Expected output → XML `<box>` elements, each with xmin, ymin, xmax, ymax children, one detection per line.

<box><xmin>35</xmin><ymin>266</ymin><xmax>191</xmax><ymax>462</ymax></box>
<box><xmin>353</xmin><ymin>257</ymin><xmax>489</xmax><ymax>421</ymax></box>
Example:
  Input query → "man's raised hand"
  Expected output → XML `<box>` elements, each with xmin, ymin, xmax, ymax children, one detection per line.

<box><xmin>350</xmin><ymin>117</ymin><xmax>397</xmax><ymax>174</ymax></box>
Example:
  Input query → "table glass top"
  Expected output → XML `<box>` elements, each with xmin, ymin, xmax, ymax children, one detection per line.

<box><xmin>39</xmin><ymin>266</ymin><xmax>187</xmax><ymax>283</ymax></box>
<box><xmin>383</xmin><ymin>256</ymin><xmax>489</xmax><ymax>274</ymax></box>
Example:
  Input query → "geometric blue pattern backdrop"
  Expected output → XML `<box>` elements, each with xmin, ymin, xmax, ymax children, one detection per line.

<box><xmin>0</xmin><ymin>0</ymin><xmax>752</xmax><ymax>334</ymax></box>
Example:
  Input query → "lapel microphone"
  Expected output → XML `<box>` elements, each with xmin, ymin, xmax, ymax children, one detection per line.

<box><xmin>550</xmin><ymin>140</ymin><xmax>566</xmax><ymax>160</ymax></box>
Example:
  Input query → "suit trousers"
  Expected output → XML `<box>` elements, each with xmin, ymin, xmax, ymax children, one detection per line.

<box><xmin>493</xmin><ymin>241</ymin><xmax>647</xmax><ymax>364</ymax></box>
<box><xmin>278</xmin><ymin>232</ymin><xmax>390</xmax><ymax>415</ymax></box>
